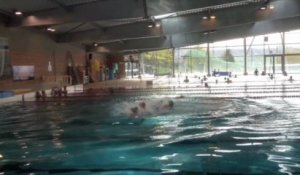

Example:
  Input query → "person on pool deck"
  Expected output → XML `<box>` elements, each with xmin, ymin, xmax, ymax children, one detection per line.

<box><xmin>35</xmin><ymin>91</ymin><xmax>42</xmax><ymax>100</ymax></box>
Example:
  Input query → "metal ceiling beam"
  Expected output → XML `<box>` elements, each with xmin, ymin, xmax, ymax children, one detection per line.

<box><xmin>57</xmin><ymin>22</ymin><xmax>161</xmax><ymax>43</ymax></box>
<box><xmin>8</xmin><ymin>0</ymin><xmax>262</xmax><ymax>27</ymax></box>
<box><xmin>90</xmin><ymin>16</ymin><xmax>300</xmax><ymax>53</ymax></box>
<box><xmin>57</xmin><ymin>0</ymin><xmax>300</xmax><ymax>44</ymax></box>
<box><xmin>48</xmin><ymin>0</ymin><xmax>72</xmax><ymax>12</ymax></box>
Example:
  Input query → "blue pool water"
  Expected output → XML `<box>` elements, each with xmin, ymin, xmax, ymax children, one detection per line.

<box><xmin>0</xmin><ymin>96</ymin><xmax>300</xmax><ymax>175</ymax></box>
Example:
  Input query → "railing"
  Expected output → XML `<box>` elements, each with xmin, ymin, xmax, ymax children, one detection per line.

<box><xmin>83</xmin><ymin>79</ymin><xmax>153</xmax><ymax>90</ymax></box>
<box><xmin>42</xmin><ymin>75</ymin><xmax>72</xmax><ymax>86</ymax></box>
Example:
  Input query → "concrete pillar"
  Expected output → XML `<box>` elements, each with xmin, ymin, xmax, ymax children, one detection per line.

<box><xmin>243</xmin><ymin>38</ymin><xmax>248</xmax><ymax>75</ymax></box>
<box><xmin>282</xmin><ymin>32</ymin><xmax>286</xmax><ymax>74</ymax></box>
<box><xmin>263</xmin><ymin>56</ymin><xmax>266</xmax><ymax>73</ymax></box>
<box><xmin>172</xmin><ymin>48</ymin><xmax>175</xmax><ymax>77</ymax></box>
<box><xmin>207</xmin><ymin>43</ymin><xmax>211</xmax><ymax>76</ymax></box>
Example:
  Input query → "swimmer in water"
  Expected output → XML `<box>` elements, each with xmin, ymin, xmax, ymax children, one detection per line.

<box><xmin>130</xmin><ymin>106</ymin><xmax>139</xmax><ymax>117</ymax></box>
<box><xmin>139</xmin><ymin>101</ymin><xmax>146</xmax><ymax>109</ymax></box>
<box><xmin>127</xmin><ymin>100</ymin><xmax>174</xmax><ymax>118</ymax></box>
<box><xmin>163</xmin><ymin>100</ymin><xmax>174</xmax><ymax>110</ymax></box>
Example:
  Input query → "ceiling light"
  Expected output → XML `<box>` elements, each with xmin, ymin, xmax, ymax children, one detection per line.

<box><xmin>260</xmin><ymin>6</ymin><xmax>267</xmax><ymax>10</ymax></box>
<box><xmin>94</xmin><ymin>43</ymin><xmax>98</xmax><ymax>47</ymax></box>
<box><xmin>155</xmin><ymin>23</ymin><xmax>161</xmax><ymax>27</ymax></box>
<box><xmin>210</xmin><ymin>15</ymin><xmax>216</xmax><ymax>19</ymax></box>
<box><xmin>269</xmin><ymin>5</ymin><xmax>274</xmax><ymax>9</ymax></box>
<box><xmin>14</xmin><ymin>11</ymin><xmax>22</xmax><ymax>16</ymax></box>
<box><xmin>148</xmin><ymin>24</ymin><xmax>154</xmax><ymax>28</ymax></box>
<box><xmin>203</xmin><ymin>10</ymin><xmax>215</xmax><ymax>20</ymax></box>
<box><xmin>47</xmin><ymin>28</ymin><xmax>56</xmax><ymax>32</ymax></box>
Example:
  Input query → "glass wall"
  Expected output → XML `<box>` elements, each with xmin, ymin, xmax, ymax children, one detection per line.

<box><xmin>128</xmin><ymin>29</ymin><xmax>300</xmax><ymax>79</ymax></box>
<box><xmin>174</xmin><ymin>45</ymin><xmax>207</xmax><ymax>77</ymax></box>
<box><xmin>246</xmin><ymin>33</ymin><xmax>283</xmax><ymax>75</ymax></box>
<box><xmin>141</xmin><ymin>49</ymin><xmax>173</xmax><ymax>77</ymax></box>
<box><xmin>210</xmin><ymin>38</ymin><xmax>244</xmax><ymax>75</ymax></box>
<box><xmin>285</xmin><ymin>30</ymin><xmax>300</xmax><ymax>73</ymax></box>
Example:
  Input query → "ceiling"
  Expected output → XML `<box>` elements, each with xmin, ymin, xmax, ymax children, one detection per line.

<box><xmin>0</xmin><ymin>0</ymin><xmax>300</xmax><ymax>55</ymax></box>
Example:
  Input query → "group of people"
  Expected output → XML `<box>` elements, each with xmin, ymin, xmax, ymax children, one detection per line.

<box><xmin>36</xmin><ymin>86</ymin><xmax>68</xmax><ymax>100</ymax></box>
<box><xmin>128</xmin><ymin>99</ymin><xmax>174</xmax><ymax>118</ymax></box>
<box><xmin>51</xmin><ymin>86</ymin><xmax>68</xmax><ymax>97</ymax></box>
<box><xmin>35</xmin><ymin>90</ymin><xmax>47</xmax><ymax>100</ymax></box>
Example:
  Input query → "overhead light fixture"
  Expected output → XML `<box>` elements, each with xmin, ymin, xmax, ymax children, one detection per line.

<box><xmin>155</xmin><ymin>22</ymin><xmax>161</xmax><ymax>28</ymax></box>
<box><xmin>148</xmin><ymin>24</ymin><xmax>154</xmax><ymax>28</ymax></box>
<box><xmin>260</xmin><ymin>6</ymin><xmax>267</xmax><ymax>10</ymax></box>
<box><xmin>14</xmin><ymin>10</ymin><xmax>22</xmax><ymax>16</ymax></box>
<box><xmin>202</xmin><ymin>16</ymin><xmax>208</xmax><ymax>20</ymax></box>
<box><xmin>47</xmin><ymin>27</ymin><xmax>56</xmax><ymax>32</ymax></box>
<box><xmin>210</xmin><ymin>15</ymin><xmax>216</xmax><ymax>19</ymax></box>
<box><xmin>94</xmin><ymin>43</ymin><xmax>98</xmax><ymax>47</ymax></box>
<box><xmin>203</xmin><ymin>10</ymin><xmax>216</xmax><ymax>20</ymax></box>
<box><xmin>260</xmin><ymin>0</ymin><xmax>274</xmax><ymax>11</ymax></box>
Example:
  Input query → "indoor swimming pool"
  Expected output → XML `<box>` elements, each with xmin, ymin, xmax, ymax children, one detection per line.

<box><xmin>0</xmin><ymin>95</ymin><xmax>300</xmax><ymax>175</ymax></box>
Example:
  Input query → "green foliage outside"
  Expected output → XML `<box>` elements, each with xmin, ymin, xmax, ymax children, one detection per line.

<box><xmin>223</xmin><ymin>49</ymin><xmax>235</xmax><ymax>62</ymax></box>
<box><xmin>142</xmin><ymin>49</ymin><xmax>173</xmax><ymax>75</ymax></box>
<box><xmin>141</xmin><ymin>45</ymin><xmax>300</xmax><ymax>75</ymax></box>
<box><xmin>179</xmin><ymin>49</ymin><xmax>207</xmax><ymax>73</ymax></box>
<box><xmin>286</xmin><ymin>47</ymin><xmax>300</xmax><ymax>64</ymax></box>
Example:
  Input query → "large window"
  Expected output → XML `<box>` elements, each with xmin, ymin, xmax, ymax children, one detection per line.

<box><xmin>285</xmin><ymin>30</ymin><xmax>300</xmax><ymax>74</ymax></box>
<box><xmin>140</xmin><ymin>49</ymin><xmax>173</xmax><ymax>77</ymax></box>
<box><xmin>126</xmin><ymin>29</ymin><xmax>300</xmax><ymax>78</ymax></box>
<box><xmin>174</xmin><ymin>45</ymin><xmax>207</xmax><ymax>76</ymax></box>
<box><xmin>246</xmin><ymin>33</ymin><xmax>283</xmax><ymax>74</ymax></box>
<box><xmin>210</xmin><ymin>39</ymin><xmax>244</xmax><ymax>74</ymax></box>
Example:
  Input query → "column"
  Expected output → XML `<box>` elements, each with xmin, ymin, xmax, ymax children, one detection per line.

<box><xmin>207</xmin><ymin>43</ymin><xmax>211</xmax><ymax>76</ymax></box>
<box><xmin>263</xmin><ymin>55</ymin><xmax>266</xmax><ymax>73</ymax></box>
<box><xmin>272</xmin><ymin>56</ymin><xmax>275</xmax><ymax>74</ymax></box>
<box><xmin>243</xmin><ymin>38</ymin><xmax>248</xmax><ymax>75</ymax></box>
<box><xmin>172</xmin><ymin>48</ymin><xmax>175</xmax><ymax>77</ymax></box>
<box><xmin>281</xmin><ymin>32</ymin><xmax>286</xmax><ymax>74</ymax></box>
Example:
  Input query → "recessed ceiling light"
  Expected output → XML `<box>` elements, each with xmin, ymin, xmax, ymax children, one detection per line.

<box><xmin>148</xmin><ymin>24</ymin><xmax>154</xmax><ymax>28</ymax></box>
<box><xmin>47</xmin><ymin>28</ymin><xmax>56</xmax><ymax>32</ymax></box>
<box><xmin>202</xmin><ymin>16</ymin><xmax>208</xmax><ymax>20</ymax></box>
<box><xmin>269</xmin><ymin>5</ymin><xmax>274</xmax><ymax>9</ymax></box>
<box><xmin>155</xmin><ymin>23</ymin><xmax>161</xmax><ymax>27</ymax></box>
<box><xmin>94</xmin><ymin>43</ymin><xmax>98</xmax><ymax>47</ymax></box>
<box><xmin>210</xmin><ymin>15</ymin><xmax>216</xmax><ymax>19</ymax></box>
<box><xmin>260</xmin><ymin>6</ymin><xmax>267</xmax><ymax>10</ymax></box>
<box><xmin>14</xmin><ymin>11</ymin><xmax>22</xmax><ymax>16</ymax></box>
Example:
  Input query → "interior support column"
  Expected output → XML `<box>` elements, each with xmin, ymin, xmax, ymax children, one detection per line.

<box><xmin>207</xmin><ymin>43</ymin><xmax>211</xmax><ymax>76</ymax></box>
<box><xmin>243</xmin><ymin>38</ymin><xmax>248</xmax><ymax>75</ymax></box>
<box><xmin>272</xmin><ymin>56</ymin><xmax>275</xmax><ymax>74</ymax></box>
<box><xmin>282</xmin><ymin>32</ymin><xmax>286</xmax><ymax>74</ymax></box>
<box><xmin>263</xmin><ymin>55</ymin><xmax>266</xmax><ymax>73</ymax></box>
<box><xmin>172</xmin><ymin>48</ymin><xmax>175</xmax><ymax>77</ymax></box>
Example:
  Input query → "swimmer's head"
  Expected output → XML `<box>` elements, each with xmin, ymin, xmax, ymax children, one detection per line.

<box><xmin>131</xmin><ymin>107</ymin><xmax>138</xmax><ymax>114</ymax></box>
<box><xmin>168</xmin><ymin>100</ymin><xmax>174</xmax><ymax>109</ymax></box>
<box><xmin>139</xmin><ymin>102</ymin><xmax>146</xmax><ymax>109</ymax></box>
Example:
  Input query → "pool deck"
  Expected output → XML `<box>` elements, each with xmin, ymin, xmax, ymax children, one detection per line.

<box><xmin>1</xmin><ymin>74</ymin><xmax>300</xmax><ymax>104</ymax></box>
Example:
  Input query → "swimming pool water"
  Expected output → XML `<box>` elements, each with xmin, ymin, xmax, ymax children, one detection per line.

<box><xmin>1</xmin><ymin>96</ymin><xmax>300</xmax><ymax>175</ymax></box>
